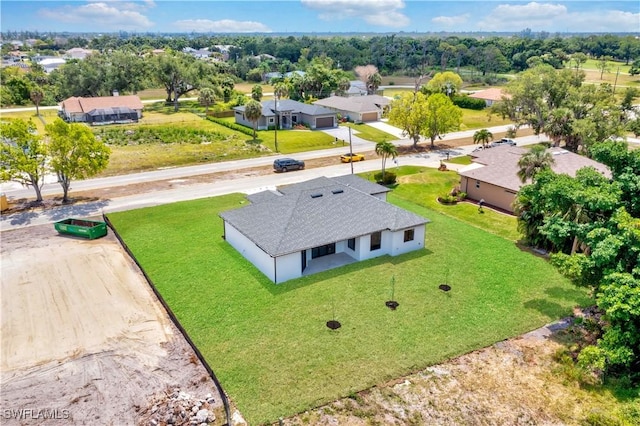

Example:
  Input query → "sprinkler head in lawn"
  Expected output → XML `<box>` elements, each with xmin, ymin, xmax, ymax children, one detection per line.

<box><xmin>326</xmin><ymin>320</ymin><xmax>341</xmax><ymax>330</ymax></box>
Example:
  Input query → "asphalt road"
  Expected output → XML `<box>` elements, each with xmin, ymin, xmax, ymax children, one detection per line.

<box><xmin>0</xmin><ymin>129</ymin><xmax>552</xmax><ymax>232</ymax></box>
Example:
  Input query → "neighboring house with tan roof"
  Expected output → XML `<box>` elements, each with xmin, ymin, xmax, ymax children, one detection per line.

<box><xmin>220</xmin><ymin>175</ymin><xmax>428</xmax><ymax>283</ymax></box>
<box><xmin>313</xmin><ymin>95</ymin><xmax>391</xmax><ymax>123</ymax></box>
<box><xmin>468</xmin><ymin>87</ymin><xmax>510</xmax><ymax>107</ymax></box>
<box><xmin>458</xmin><ymin>146</ymin><xmax>611</xmax><ymax>213</ymax></box>
<box><xmin>59</xmin><ymin>95</ymin><xmax>144</xmax><ymax>125</ymax></box>
<box><xmin>64</xmin><ymin>47</ymin><xmax>93</xmax><ymax>60</ymax></box>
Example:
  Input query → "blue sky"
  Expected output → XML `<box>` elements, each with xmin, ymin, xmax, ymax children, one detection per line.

<box><xmin>2</xmin><ymin>1</ymin><xmax>639</xmax><ymax>34</ymax></box>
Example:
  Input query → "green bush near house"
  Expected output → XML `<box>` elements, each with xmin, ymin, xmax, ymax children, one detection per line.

<box><xmin>108</xmin><ymin>167</ymin><xmax>589</xmax><ymax>424</ymax></box>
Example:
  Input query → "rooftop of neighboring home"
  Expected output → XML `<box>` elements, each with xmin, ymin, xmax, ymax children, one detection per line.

<box><xmin>60</xmin><ymin>95</ymin><xmax>144</xmax><ymax>114</ymax></box>
<box><xmin>234</xmin><ymin>99</ymin><xmax>335</xmax><ymax>117</ymax></box>
<box><xmin>468</xmin><ymin>87</ymin><xmax>510</xmax><ymax>101</ymax></box>
<box><xmin>220</xmin><ymin>176</ymin><xmax>426</xmax><ymax>257</ymax></box>
<box><xmin>459</xmin><ymin>145</ymin><xmax>612</xmax><ymax>191</ymax></box>
<box><xmin>314</xmin><ymin>94</ymin><xmax>391</xmax><ymax>112</ymax></box>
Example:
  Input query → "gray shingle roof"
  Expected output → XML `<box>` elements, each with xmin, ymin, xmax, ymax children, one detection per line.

<box><xmin>234</xmin><ymin>99</ymin><xmax>335</xmax><ymax>117</ymax></box>
<box><xmin>313</xmin><ymin>95</ymin><xmax>390</xmax><ymax>113</ymax></box>
<box><xmin>220</xmin><ymin>176</ymin><xmax>428</xmax><ymax>257</ymax></box>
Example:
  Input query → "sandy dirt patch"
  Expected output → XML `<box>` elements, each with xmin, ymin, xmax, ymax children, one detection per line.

<box><xmin>0</xmin><ymin>224</ymin><xmax>225</xmax><ymax>425</ymax></box>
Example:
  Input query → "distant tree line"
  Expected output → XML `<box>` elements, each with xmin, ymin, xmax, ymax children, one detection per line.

<box><xmin>2</xmin><ymin>32</ymin><xmax>639</xmax><ymax>108</ymax></box>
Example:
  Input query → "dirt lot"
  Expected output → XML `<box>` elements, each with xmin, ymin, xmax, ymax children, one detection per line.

<box><xmin>0</xmin><ymin>224</ymin><xmax>225</xmax><ymax>425</ymax></box>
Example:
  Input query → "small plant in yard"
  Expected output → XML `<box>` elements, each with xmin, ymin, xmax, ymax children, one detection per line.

<box><xmin>374</xmin><ymin>171</ymin><xmax>397</xmax><ymax>185</ymax></box>
<box><xmin>438</xmin><ymin>194</ymin><xmax>458</xmax><ymax>205</ymax></box>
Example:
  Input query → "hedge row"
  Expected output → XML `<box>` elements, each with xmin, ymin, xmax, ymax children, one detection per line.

<box><xmin>452</xmin><ymin>95</ymin><xmax>487</xmax><ymax>110</ymax></box>
<box><xmin>207</xmin><ymin>117</ymin><xmax>255</xmax><ymax>136</ymax></box>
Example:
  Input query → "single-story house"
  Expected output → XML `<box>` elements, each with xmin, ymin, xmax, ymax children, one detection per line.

<box><xmin>220</xmin><ymin>175</ymin><xmax>428</xmax><ymax>283</ymax></box>
<box><xmin>313</xmin><ymin>95</ymin><xmax>391</xmax><ymax>123</ymax></box>
<box><xmin>233</xmin><ymin>99</ymin><xmax>337</xmax><ymax>130</ymax></box>
<box><xmin>468</xmin><ymin>87</ymin><xmax>510</xmax><ymax>107</ymax></box>
<box><xmin>64</xmin><ymin>47</ymin><xmax>93</xmax><ymax>60</ymax></box>
<box><xmin>59</xmin><ymin>95</ymin><xmax>144</xmax><ymax>125</ymax></box>
<box><xmin>458</xmin><ymin>145</ymin><xmax>612</xmax><ymax>213</ymax></box>
<box><xmin>346</xmin><ymin>80</ymin><xmax>368</xmax><ymax>96</ymax></box>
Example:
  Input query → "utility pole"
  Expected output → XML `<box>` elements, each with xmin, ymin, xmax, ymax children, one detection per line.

<box><xmin>274</xmin><ymin>92</ymin><xmax>279</xmax><ymax>153</ymax></box>
<box><xmin>349</xmin><ymin>126</ymin><xmax>354</xmax><ymax>175</ymax></box>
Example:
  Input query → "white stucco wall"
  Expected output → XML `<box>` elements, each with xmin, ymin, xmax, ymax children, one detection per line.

<box><xmin>275</xmin><ymin>251</ymin><xmax>301</xmax><ymax>283</ymax></box>
<box><xmin>224</xmin><ymin>221</ymin><xmax>275</xmax><ymax>282</ymax></box>
<box><xmin>389</xmin><ymin>224</ymin><xmax>426</xmax><ymax>256</ymax></box>
<box><xmin>359</xmin><ymin>230</ymin><xmax>393</xmax><ymax>261</ymax></box>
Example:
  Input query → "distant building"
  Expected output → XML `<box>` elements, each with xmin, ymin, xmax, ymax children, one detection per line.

<box><xmin>234</xmin><ymin>99</ymin><xmax>336</xmax><ymax>130</ymax></box>
<box><xmin>313</xmin><ymin>95</ymin><xmax>390</xmax><ymax>123</ymax></box>
<box><xmin>59</xmin><ymin>95</ymin><xmax>144</xmax><ymax>125</ymax></box>
<box><xmin>64</xmin><ymin>47</ymin><xmax>93</xmax><ymax>60</ymax></box>
<box><xmin>468</xmin><ymin>88</ymin><xmax>510</xmax><ymax>107</ymax></box>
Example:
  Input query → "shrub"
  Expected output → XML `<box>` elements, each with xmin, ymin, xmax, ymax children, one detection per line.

<box><xmin>438</xmin><ymin>194</ymin><xmax>458</xmax><ymax>204</ymax></box>
<box><xmin>452</xmin><ymin>94</ymin><xmax>486</xmax><ymax>110</ymax></box>
<box><xmin>374</xmin><ymin>171</ymin><xmax>397</xmax><ymax>185</ymax></box>
<box><xmin>207</xmin><ymin>117</ymin><xmax>254</xmax><ymax>136</ymax></box>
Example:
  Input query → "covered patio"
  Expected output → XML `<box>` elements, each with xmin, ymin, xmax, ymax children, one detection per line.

<box><xmin>302</xmin><ymin>252</ymin><xmax>357</xmax><ymax>276</ymax></box>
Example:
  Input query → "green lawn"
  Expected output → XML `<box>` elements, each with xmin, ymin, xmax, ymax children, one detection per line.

<box><xmin>108</xmin><ymin>169</ymin><xmax>589</xmax><ymax>424</ymax></box>
<box><xmin>340</xmin><ymin>122</ymin><xmax>397</xmax><ymax>143</ymax></box>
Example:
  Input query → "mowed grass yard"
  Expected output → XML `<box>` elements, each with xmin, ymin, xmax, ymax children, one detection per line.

<box><xmin>108</xmin><ymin>167</ymin><xmax>590</xmax><ymax>424</ymax></box>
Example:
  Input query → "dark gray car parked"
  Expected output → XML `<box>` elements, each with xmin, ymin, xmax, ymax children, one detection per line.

<box><xmin>273</xmin><ymin>158</ymin><xmax>305</xmax><ymax>172</ymax></box>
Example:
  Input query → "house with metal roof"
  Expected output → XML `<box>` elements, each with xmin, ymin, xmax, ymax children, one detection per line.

<box><xmin>59</xmin><ymin>95</ymin><xmax>144</xmax><ymax>125</ymax></box>
<box><xmin>233</xmin><ymin>99</ymin><xmax>337</xmax><ymax>130</ymax></box>
<box><xmin>459</xmin><ymin>145</ymin><xmax>611</xmax><ymax>213</ymax></box>
<box><xmin>220</xmin><ymin>175</ymin><xmax>428</xmax><ymax>283</ymax></box>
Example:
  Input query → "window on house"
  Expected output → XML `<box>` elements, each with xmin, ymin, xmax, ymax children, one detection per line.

<box><xmin>292</xmin><ymin>116</ymin><xmax>298</xmax><ymax>123</ymax></box>
<box><xmin>370</xmin><ymin>231</ymin><xmax>381</xmax><ymax>251</ymax></box>
<box><xmin>269</xmin><ymin>118</ymin><xmax>274</xmax><ymax>123</ymax></box>
<box><xmin>476</xmin><ymin>180</ymin><xmax>480</xmax><ymax>188</ymax></box>
<box><xmin>348</xmin><ymin>238</ymin><xmax>355</xmax><ymax>250</ymax></box>
<box><xmin>404</xmin><ymin>229</ymin><xmax>414</xmax><ymax>242</ymax></box>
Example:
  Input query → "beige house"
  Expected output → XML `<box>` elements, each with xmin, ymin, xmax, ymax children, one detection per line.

<box><xmin>59</xmin><ymin>95</ymin><xmax>144</xmax><ymax>125</ymax></box>
<box><xmin>458</xmin><ymin>146</ymin><xmax>611</xmax><ymax>213</ymax></box>
<box><xmin>313</xmin><ymin>95</ymin><xmax>390</xmax><ymax>123</ymax></box>
<box><xmin>468</xmin><ymin>87</ymin><xmax>510</xmax><ymax>107</ymax></box>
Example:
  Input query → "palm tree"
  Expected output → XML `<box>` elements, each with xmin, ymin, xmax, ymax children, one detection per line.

<box><xmin>273</xmin><ymin>81</ymin><xmax>290</xmax><ymax>99</ymax></box>
<box><xmin>244</xmin><ymin>100</ymin><xmax>263</xmax><ymax>141</ymax></box>
<box><xmin>473</xmin><ymin>128</ymin><xmax>493</xmax><ymax>149</ymax></box>
<box><xmin>375</xmin><ymin>140</ymin><xmax>398</xmax><ymax>180</ymax></box>
<box><xmin>30</xmin><ymin>88</ymin><xmax>44</xmax><ymax>117</ymax></box>
<box><xmin>544</xmin><ymin>108</ymin><xmax>573</xmax><ymax>147</ymax></box>
<box><xmin>197</xmin><ymin>87</ymin><xmax>218</xmax><ymax>115</ymax></box>
<box><xmin>251</xmin><ymin>84</ymin><xmax>263</xmax><ymax>101</ymax></box>
<box><xmin>367</xmin><ymin>72</ymin><xmax>382</xmax><ymax>95</ymax></box>
<box><xmin>517</xmin><ymin>145</ymin><xmax>555</xmax><ymax>183</ymax></box>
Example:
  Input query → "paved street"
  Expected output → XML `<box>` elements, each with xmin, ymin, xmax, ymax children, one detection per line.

<box><xmin>0</xmin><ymin>127</ymin><xmax>552</xmax><ymax>232</ymax></box>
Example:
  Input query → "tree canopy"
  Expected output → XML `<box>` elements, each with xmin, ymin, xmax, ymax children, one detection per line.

<box><xmin>0</xmin><ymin>119</ymin><xmax>48</xmax><ymax>202</ymax></box>
<box><xmin>46</xmin><ymin>119</ymin><xmax>111</xmax><ymax>202</ymax></box>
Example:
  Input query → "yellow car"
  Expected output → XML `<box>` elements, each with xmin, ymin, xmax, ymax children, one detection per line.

<box><xmin>340</xmin><ymin>153</ymin><xmax>365</xmax><ymax>163</ymax></box>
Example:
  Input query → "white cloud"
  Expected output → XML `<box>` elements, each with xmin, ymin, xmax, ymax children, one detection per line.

<box><xmin>432</xmin><ymin>14</ymin><xmax>470</xmax><ymax>27</ymax></box>
<box><xmin>38</xmin><ymin>2</ymin><xmax>154</xmax><ymax>30</ymax></box>
<box><xmin>476</xmin><ymin>2</ymin><xmax>639</xmax><ymax>33</ymax></box>
<box><xmin>477</xmin><ymin>2</ymin><xmax>568</xmax><ymax>31</ymax></box>
<box><xmin>301</xmin><ymin>0</ymin><xmax>410</xmax><ymax>28</ymax></box>
<box><xmin>563</xmin><ymin>10</ymin><xmax>640</xmax><ymax>33</ymax></box>
<box><xmin>173</xmin><ymin>19</ymin><xmax>271</xmax><ymax>33</ymax></box>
